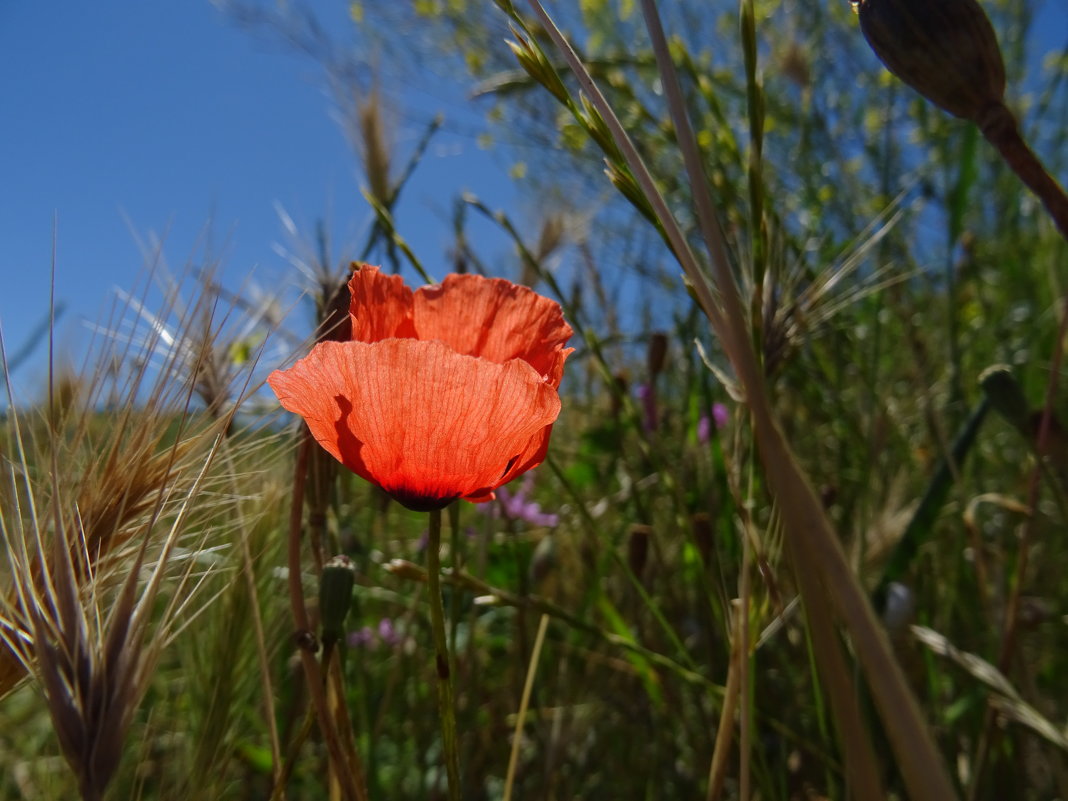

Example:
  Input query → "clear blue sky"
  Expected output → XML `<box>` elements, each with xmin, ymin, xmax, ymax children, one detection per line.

<box><xmin>2</xmin><ymin>2</ymin><xmax>1065</xmax><ymax>403</ymax></box>
<box><xmin>0</xmin><ymin>1</ymin><xmax>518</xmax><ymax>399</ymax></box>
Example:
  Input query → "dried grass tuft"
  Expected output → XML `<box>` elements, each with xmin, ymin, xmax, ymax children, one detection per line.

<box><xmin>0</xmin><ymin>258</ymin><xmax>283</xmax><ymax>800</ymax></box>
<box><xmin>355</xmin><ymin>84</ymin><xmax>394</xmax><ymax>209</ymax></box>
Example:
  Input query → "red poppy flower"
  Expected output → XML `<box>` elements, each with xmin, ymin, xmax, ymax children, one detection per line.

<box><xmin>268</xmin><ymin>265</ymin><xmax>573</xmax><ymax>511</ymax></box>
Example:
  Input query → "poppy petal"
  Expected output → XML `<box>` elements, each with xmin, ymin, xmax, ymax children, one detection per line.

<box><xmin>267</xmin><ymin>339</ymin><xmax>561</xmax><ymax>510</ymax></box>
<box><xmin>497</xmin><ymin>424</ymin><xmax>555</xmax><ymax>486</ymax></box>
<box><xmin>413</xmin><ymin>274</ymin><xmax>574</xmax><ymax>382</ymax></box>
<box><xmin>347</xmin><ymin>265</ymin><xmax>417</xmax><ymax>342</ymax></box>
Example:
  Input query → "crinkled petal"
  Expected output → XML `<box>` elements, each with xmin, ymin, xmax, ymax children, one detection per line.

<box><xmin>347</xmin><ymin>265</ymin><xmax>417</xmax><ymax>342</ymax></box>
<box><xmin>462</xmin><ymin>424</ymin><xmax>554</xmax><ymax>504</ymax></box>
<box><xmin>413</xmin><ymin>273</ymin><xmax>574</xmax><ymax>383</ymax></box>
<box><xmin>267</xmin><ymin>339</ymin><xmax>561</xmax><ymax>510</ymax></box>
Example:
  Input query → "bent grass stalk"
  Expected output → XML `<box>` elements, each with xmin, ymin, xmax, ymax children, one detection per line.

<box><xmin>969</xmin><ymin>256</ymin><xmax>1068</xmax><ymax>799</ymax></box>
<box><xmin>425</xmin><ymin>508</ymin><xmax>463</xmax><ymax>801</ymax></box>
<box><xmin>961</xmin><ymin>40</ymin><xmax>1068</xmax><ymax>801</ymax></box>
<box><xmin>522</xmin><ymin>0</ymin><xmax>958</xmax><ymax>797</ymax></box>
<box><xmin>977</xmin><ymin>101</ymin><xmax>1068</xmax><ymax>240</ymax></box>
<box><xmin>503</xmin><ymin>613</ymin><xmax>549</xmax><ymax>801</ymax></box>
<box><xmin>705</xmin><ymin>621</ymin><xmax>740</xmax><ymax>801</ymax></box>
<box><xmin>385</xmin><ymin>559</ymin><xmax>722</xmax><ymax>694</ymax></box>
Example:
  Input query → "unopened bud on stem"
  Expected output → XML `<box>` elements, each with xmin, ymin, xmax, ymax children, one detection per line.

<box><xmin>855</xmin><ymin>0</ymin><xmax>1005</xmax><ymax>123</ymax></box>
<box><xmin>319</xmin><ymin>555</ymin><xmax>357</xmax><ymax>646</ymax></box>
<box><xmin>856</xmin><ymin>0</ymin><xmax>1068</xmax><ymax>238</ymax></box>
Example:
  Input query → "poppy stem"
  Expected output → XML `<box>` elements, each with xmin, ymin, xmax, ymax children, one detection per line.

<box><xmin>426</xmin><ymin>507</ymin><xmax>463</xmax><ymax>801</ymax></box>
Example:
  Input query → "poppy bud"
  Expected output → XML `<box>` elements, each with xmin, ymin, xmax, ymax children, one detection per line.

<box><xmin>627</xmin><ymin>524</ymin><xmax>652</xmax><ymax>580</ymax></box>
<box><xmin>881</xmin><ymin>581</ymin><xmax>915</xmax><ymax>634</ymax></box>
<box><xmin>646</xmin><ymin>332</ymin><xmax>669</xmax><ymax>378</ymax></box>
<box><xmin>979</xmin><ymin>364</ymin><xmax>1030</xmax><ymax>433</ymax></box>
<box><xmin>855</xmin><ymin>0</ymin><xmax>1006</xmax><ymax>123</ymax></box>
<box><xmin>319</xmin><ymin>555</ymin><xmax>357</xmax><ymax>646</ymax></box>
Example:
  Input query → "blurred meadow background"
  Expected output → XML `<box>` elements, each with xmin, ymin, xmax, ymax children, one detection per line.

<box><xmin>3</xmin><ymin>0</ymin><xmax>1068</xmax><ymax>799</ymax></box>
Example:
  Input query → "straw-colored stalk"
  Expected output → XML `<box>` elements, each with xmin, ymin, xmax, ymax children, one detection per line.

<box><xmin>0</xmin><ymin>259</ymin><xmax>285</xmax><ymax>799</ymax></box>
<box><xmin>520</xmin><ymin>0</ymin><xmax>959</xmax><ymax>797</ymax></box>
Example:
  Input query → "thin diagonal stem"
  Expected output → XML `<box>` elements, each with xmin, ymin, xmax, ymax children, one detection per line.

<box><xmin>525</xmin><ymin>1</ymin><xmax>957</xmax><ymax>797</ymax></box>
<box><xmin>967</xmin><ymin>96</ymin><xmax>1068</xmax><ymax>800</ymax></box>
<box><xmin>503</xmin><ymin>613</ymin><xmax>550</xmax><ymax>801</ymax></box>
<box><xmin>978</xmin><ymin>102</ymin><xmax>1068</xmax><ymax>239</ymax></box>
<box><xmin>426</xmin><ymin>508</ymin><xmax>462</xmax><ymax>801</ymax></box>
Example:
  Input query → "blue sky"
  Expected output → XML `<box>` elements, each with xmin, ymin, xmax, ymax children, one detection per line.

<box><xmin>2</xmin><ymin>2</ymin><xmax>1065</xmax><ymax>403</ymax></box>
<box><xmin>0</xmin><ymin>1</ymin><xmax>518</xmax><ymax>399</ymax></box>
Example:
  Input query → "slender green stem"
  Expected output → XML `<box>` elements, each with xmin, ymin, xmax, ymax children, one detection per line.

<box><xmin>387</xmin><ymin>558</ymin><xmax>720</xmax><ymax>693</ymax></box>
<box><xmin>426</xmin><ymin>508</ymin><xmax>462</xmax><ymax>801</ymax></box>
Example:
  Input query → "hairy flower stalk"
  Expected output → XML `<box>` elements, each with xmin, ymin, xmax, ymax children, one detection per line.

<box><xmin>858</xmin><ymin>0</ymin><xmax>1068</xmax><ymax>793</ymax></box>
<box><xmin>856</xmin><ymin>0</ymin><xmax>1068</xmax><ymax>237</ymax></box>
<box><xmin>425</xmin><ymin>509</ymin><xmax>462</xmax><ymax>801</ymax></box>
<box><xmin>517</xmin><ymin>0</ymin><xmax>962</xmax><ymax>796</ymax></box>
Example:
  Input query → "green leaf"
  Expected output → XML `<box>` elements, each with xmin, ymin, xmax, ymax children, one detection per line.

<box><xmin>597</xmin><ymin>597</ymin><xmax>663</xmax><ymax>706</ymax></box>
<box><xmin>947</xmin><ymin>124</ymin><xmax>979</xmax><ymax>244</ymax></box>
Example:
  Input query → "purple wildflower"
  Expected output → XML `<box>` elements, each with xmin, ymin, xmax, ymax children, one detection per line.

<box><xmin>348</xmin><ymin>626</ymin><xmax>376</xmax><ymax>649</ymax></box>
<box><xmin>377</xmin><ymin>618</ymin><xmax>403</xmax><ymax>648</ymax></box>
<box><xmin>484</xmin><ymin>473</ymin><xmax>559</xmax><ymax>527</ymax></box>
<box><xmin>712</xmin><ymin>403</ymin><xmax>729</xmax><ymax>430</ymax></box>
<box><xmin>636</xmin><ymin>383</ymin><xmax>658</xmax><ymax>432</ymax></box>
<box><xmin>698</xmin><ymin>403</ymin><xmax>730</xmax><ymax>444</ymax></box>
<box><xmin>349</xmin><ymin>618</ymin><xmax>406</xmax><ymax>651</ymax></box>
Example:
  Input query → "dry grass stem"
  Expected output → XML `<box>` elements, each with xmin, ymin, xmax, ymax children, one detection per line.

<box><xmin>523</xmin><ymin>0</ymin><xmax>957</xmax><ymax>796</ymax></box>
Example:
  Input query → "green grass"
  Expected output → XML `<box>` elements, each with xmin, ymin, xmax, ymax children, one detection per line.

<box><xmin>3</xmin><ymin>0</ymin><xmax>1068</xmax><ymax>798</ymax></box>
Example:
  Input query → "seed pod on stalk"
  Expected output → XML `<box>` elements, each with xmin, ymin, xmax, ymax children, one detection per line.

<box><xmin>319</xmin><ymin>555</ymin><xmax>357</xmax><ymax>648</ymax></box>
<box><xmin>856</xmin><ymin>0</ymin><xmax>1068</xmax><ymax>238</ymax></box>
<box><xmin>854</xmin><ymin>0</ymin><xmax>1006</xmax><ymax>123</ymax></box>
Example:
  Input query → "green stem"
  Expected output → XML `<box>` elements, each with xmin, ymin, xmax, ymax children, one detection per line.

<box><xmin>426</xmin><ymin>508</ymin><xmax>462</xmax><ymax>801</ymax></box>
<box><xmin>978</xmin><ymin>101</ymin><xmax>1068</xmax><ymax>239</ymax></box>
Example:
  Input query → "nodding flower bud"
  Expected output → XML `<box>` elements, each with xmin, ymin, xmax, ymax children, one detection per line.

<box><xmin>319</xmin><ymin>555</ymin><xmax>357</xmax><ymax>646</ymax></box>
<box><xmin>979</xmin><ymin>364</ymin><xmax>1031</xmax><ymax>433</ymax></box>
<box><xmin>627</xmin><ymin>524</ymin><xmax>653</xmax><ymax>581</ymax></box>
<box><xmin>855</xmin><ymin>0</ymin><xmax>1006</xmax><ymax>123</ymax></box>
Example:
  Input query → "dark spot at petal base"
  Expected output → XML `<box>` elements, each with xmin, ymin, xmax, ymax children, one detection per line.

<box><xmin>389</xmin><ymin>490</ymin><xmax>458</xmax><ymax>513</ymax></box>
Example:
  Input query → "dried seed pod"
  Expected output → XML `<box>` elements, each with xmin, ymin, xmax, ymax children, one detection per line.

<box><xmin>646</xmin><ymin>332</ymin><xmax>669</xmax><ymax>377</ymax></box>
<box><xmin>627</xmin><ymin>524</ymin><xmax>653</xmax><ymax>581</ymax></box>
<box><xmin>855</xmin><ymin>0</ymin><xmax>1006</xmax><ymax>122</ymax></box>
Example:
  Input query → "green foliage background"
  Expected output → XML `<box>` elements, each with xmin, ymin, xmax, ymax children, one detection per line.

<box><xmin>3</xmin><ymin>0</ymin><xmax>1068</xmax><ymax>798</ymax></box>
